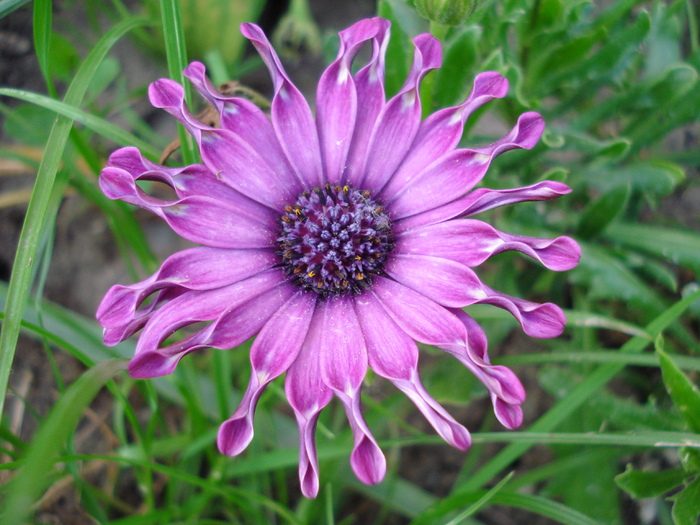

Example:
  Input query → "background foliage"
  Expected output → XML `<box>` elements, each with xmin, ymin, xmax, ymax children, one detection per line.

<box><xmin>0</xmin><ymin>0</ymin><xmax>699</xmax><ymax>523</ymax></box>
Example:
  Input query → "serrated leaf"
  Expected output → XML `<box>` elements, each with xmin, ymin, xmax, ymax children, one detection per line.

<box><xmin>583</xmin><ymin>160</ymin><xmax>685</xmax><ymax>196</ymax></box>
<box><xmin>672</xmin><ymin>475</ymin><xmax>700</xmax><ymax>525</ymax></box>
<box><xmin>615</xmin><ymin>465</ymin><xmax>689</xmax><ymax>498</ymax></box>
<box><xmin>577</xmin><ymin>184</ymin><xmax>630</xmax><ymax>239</ymax></box>
<box><xmin>570</xmin><ymin>243</ymin><xmax>666</xmax><ymax>313</ymax></box>
<box><xmin>657</xmin><ymin>346</ymin><xmax>700</xmax><ymax>434</ymax></box>
<box><xmin>622</xmin><ymin>251</ymin><xmax>678</xmax><ymax>293</ymax></box>
<box><xmin>606</xmin><ymin>222</ymin><xmax>700</xmax><ymax>274</ymax></box>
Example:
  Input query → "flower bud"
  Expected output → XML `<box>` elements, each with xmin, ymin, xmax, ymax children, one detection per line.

<box><xmin>415</xmin><ymin>0</ymin><xmax>477</xmax><ymax>26</ymax></box>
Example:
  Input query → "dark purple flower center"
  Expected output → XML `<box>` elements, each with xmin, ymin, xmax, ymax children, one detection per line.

<box><xmin>278</xmin><ymin>184</ymin><xmax>393</xmax><ymax>297</ymax></box>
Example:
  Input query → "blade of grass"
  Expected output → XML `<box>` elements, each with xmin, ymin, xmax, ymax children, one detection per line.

<box><xmin>498</xmin><ymin>351</ymin><xmax>700</xmax><ymax>371</ymax></box>
<box><xmin>444</xmin><ymin>472</ymin><xmax>514</xmax><ymax>525</ymax></box>
<box><xmin>33</xmin><ymin>0</ymin><xmax>57</xmax><ymax>98</ymax></box>
<box><xmin>0</xmin><ymin>89</ymin><xmax>161</xmax><ymax>159</ymax></box>
<box><xmin>0</xmin><ymin>16</ymin><xmax>149</xmax><ymax>422</ymax></box>
<box><xmin>0</xmin><ymin>358</ymin><xmax>128</xmax><ymax>525</ymax></box>
<box><xmin>159</xmin><ymin>0</ymin><xmax>198</xmax><ymax>165</ymax></box>
<box><xmin>0</xmin><ymin>0</ymin><xmax>32</xmax><ymax>17</ymax></box>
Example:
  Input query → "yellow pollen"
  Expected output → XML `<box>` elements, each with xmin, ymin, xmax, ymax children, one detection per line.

<box><xmin>307</xmin><ymin>270</ymin><xmax>316</xmax><ymax>278</ymax></box>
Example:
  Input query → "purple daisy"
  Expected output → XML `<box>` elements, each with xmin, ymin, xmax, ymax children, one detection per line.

<box><xmin>97</xmin><ymin>18</ymin><xmax>580</xmax><ymax>497</ymax></box>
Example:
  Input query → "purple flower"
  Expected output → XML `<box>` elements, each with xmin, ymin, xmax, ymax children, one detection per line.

<box><xmin>97</xmin><ymin>18</ymin><xmax>580</xmax><ymax>497</ymax></box>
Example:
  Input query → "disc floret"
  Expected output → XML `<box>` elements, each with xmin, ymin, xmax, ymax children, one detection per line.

<box><xmin>278</xmin><ymin>184</ymin><xmax>393</xmax><ymax>296</ymax></box>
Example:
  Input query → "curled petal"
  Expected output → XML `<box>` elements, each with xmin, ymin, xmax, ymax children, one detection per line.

<box><xmin>100</xmin><ymin>151</ymin><xmax>277</xmax><ymax>249</ymax></box>
<box><xmin>316</xmin><ymin>19</ymin><xmax>384</xmax><ymax>183</ymax></box>
<box><xmin>443</xmin><ymin>310</ymin><xmax>526</xmax><ymax>428</ymax></box>
<box><xmin>338</xmin><ymin>389</ymin><xmax>386</xmax><ymax>485</ymax></box>
<box><xmin>97</xmin><ymin>247</ymin><xmax>277</xmax><ymax>330</ymax></box>
<box><xmin>397</xmin><ymin>180</ymin><xmax>572</xmax><ymax>231</ymax></box>
<box><xmin>355</xmin><ymin>293</ymin><xmax>470</xmax><ymax>450</ymax></box>
<box><xmin>474</xmin><ymin>285</ymin><xmax>567</xmax><ymax>338</ymax></box>
<box><xmin>380</xmin><ymin>71</ymin><xmax>508</xmax><ymax>200</ymax></box>
<box><xmin>397</xmin><ymin>219</ymin><xmax>581</xmax><ymax>271</ymax></box>
<box><xmin>183</xmin><ymin>61</ymin><xmax>303</xmax><ymax>190</ymax></box>
<box><xmin>148</xmin><ymin>78</ymin><xmax>298</xmax><ymax>209</ymax></box>
<box><xmin>101</xmin><ymin>147</ymin><xmax>276</xmax><ymax>220</ymax></box>
<box><xmin>388</xmin><ymin>112</ymin><xmax>545</xmax><ymax>219</ymax></box>
<box><xmin>295</xmin><ymin>411</ymin><xmax>324</xmax><ymax>498</ymax></box>
<box><xmin>355</xmin><ymin>33</ymin><xmax>442</xmax><ymax>191</ymax></box>
<box><xmin>241</xmin><ymin>23</ymin><xmax>323</xmax><ymax>187</ymax></box>
<box><xmin>493</xmin><ymin>397</ymin><xmax>524</xmax><ymax>429</ymax></box>
<box><xmin>312</xmin><ymin>297</ymin><xmax>383</xmax><ymax>483</ymax></box>
<box><xmin>102</xmin><ymin>287</ymin><xmax>183</xmax><ymax>346</ymax></box>
<box><xmin>344</xmin><ymin>18</ymin><xmax>391</xmax><ymax>184</ymax></box>
<box><xmin>128</xmin><ymin>270</ymin><xmax>288</xmax><ymax>377</ymax></box>
<box><xmin>372</xmin><ymin>278</ymin><xmax>525</xmax><ymax>427</ymax></box>
<box><xmin>285</xmin><ymin>307</ymin><xmax>334</xmax><ymax>497</ymax></box>
<box><xmin>217</xmin><ymin>292</ymin><xmax>317</xmax><ymax>456</ymax></box>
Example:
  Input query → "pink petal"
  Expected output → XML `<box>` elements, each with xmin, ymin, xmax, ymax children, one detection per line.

<box><xmin>96</xmin><ymin>247</ymin><xmax>277</xmax><ymax>329</ymax></box>
<box><xmin>285</xmin><ymin>306</ymin><xmax>334</xmax><ymax>497</ymax></box>
<box><xmin>148</xmin><ymin>78</ymin><xmax>298</xmax><ymax>210</ymax></box>
<box><xmin>397</xmin><ymin>219</ymin><xmax>581</xmax><ymax>270</ymax></box>
<box><xmin>380</xmin><ymin>71</ymin><xmax>508</xmax><ymax>200</ymax></box>
<box><xmin>241</xmin><ymin>23</ymin><xmax>323</xmax><ymax>188</ymax></box>
<box><xmin>385</xmin><ymin>254</ymin><xmax>486</xmax><ymax>307</ymax></box>
<box><xmin>343</xmin><ymin>18</ymin><xmax>391</xmax><ymax>184</ymax></box>
<box><xmin>354</xmin><ymin>293</ymin><xmax>470</xmax><ymax>450</ymax></box>
<box><xmin>183</xmin><ymin>61</ymin><xmax>304</xmax><ymax>190</ymax></box>
<box><xmin>387</xmin><ymin>112</ymin><xmax>545</xmax><ymax>219</ymax></box>
<box><xmin>338</xmin><ymin>390</ymin><xmax>386</xmax><ymax>485</ymax></box>
<box><xmin>318</xmin><ymin>296</ymin><xmax>367</xmax><ymax>392</ymax></box>
<box><xmin>371</xmin><ymin>277</ymin><xmax>525</xmax><ymax>427</ymax></box>
<box><xmin>217</xmin><ymin>292</ymin><xmax>316</xmax><ymax>456</ymax></box>
<box><xmin>473</xmin><ymin>285</ymin><xmax>567</xmax><ymax>339</ymax></box>
<box><xmin>396</xmin><ymin>180</ymin><xmax>572</xmax><ymax>231</ymax></box>
<box><xmin>316</xmin><ymin>19</ymin><xmax>384</xmax><ymax>183</ymax></box>
<box><xmin>100</xmin><ymin>150</ymin><xmax>278</xmax><ymax>249</ymax></box>
<box><xmin>128</xmin><ymin>270</ymin><xmax>290</xmax><ymax>378</ymax></box>
<box><xmin>354</xmin><ymin>33</ymin><xmax>442</xmax><ymax>191</ymax></box>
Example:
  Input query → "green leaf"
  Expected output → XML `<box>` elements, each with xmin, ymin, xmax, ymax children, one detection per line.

<box><xmin>581</xmin><ymin>160</ymin><xmax>685</xmax><ymax>197</ymax></box>
<box><xmin>672</xmin><ymin>475</ymin><xmax>700</xmax><ymax>525</ymax></box>
<box><xmin>1</xmin><ymin>103</ymin><xmax>55</xmax><ymax>146</ymax></box>
<box><xmin>570</xmin><ymin>243</ymin><xmax>666</xmax><ymax>314</ymax></box>
<box><xmin>657</xmin><ymin>345</ymin><xmax>700</xmax><ymax>434</ymax></box>
<box><xmin>606</xmin><ymin>223</ymin><xmax>700</xmax><ymax>274</ymax></box>
<box><xmin>576</xmin><ymin>184</ymin><xmax>630</xmax><ymax>239</ymax></box>
<box><xmin>433</xmin><ymin>26</ymin><xmax>481</xmax><ymax>108</ymax></box>
<box><xmin>0</xmin><ymin>359</ymin><xmax>128</xmax><ymax>525</ymax></box>
<box><xmin>615</xmin><ymin>465</ymin><xmax>688</xmax><ymax>499</ymax></box>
